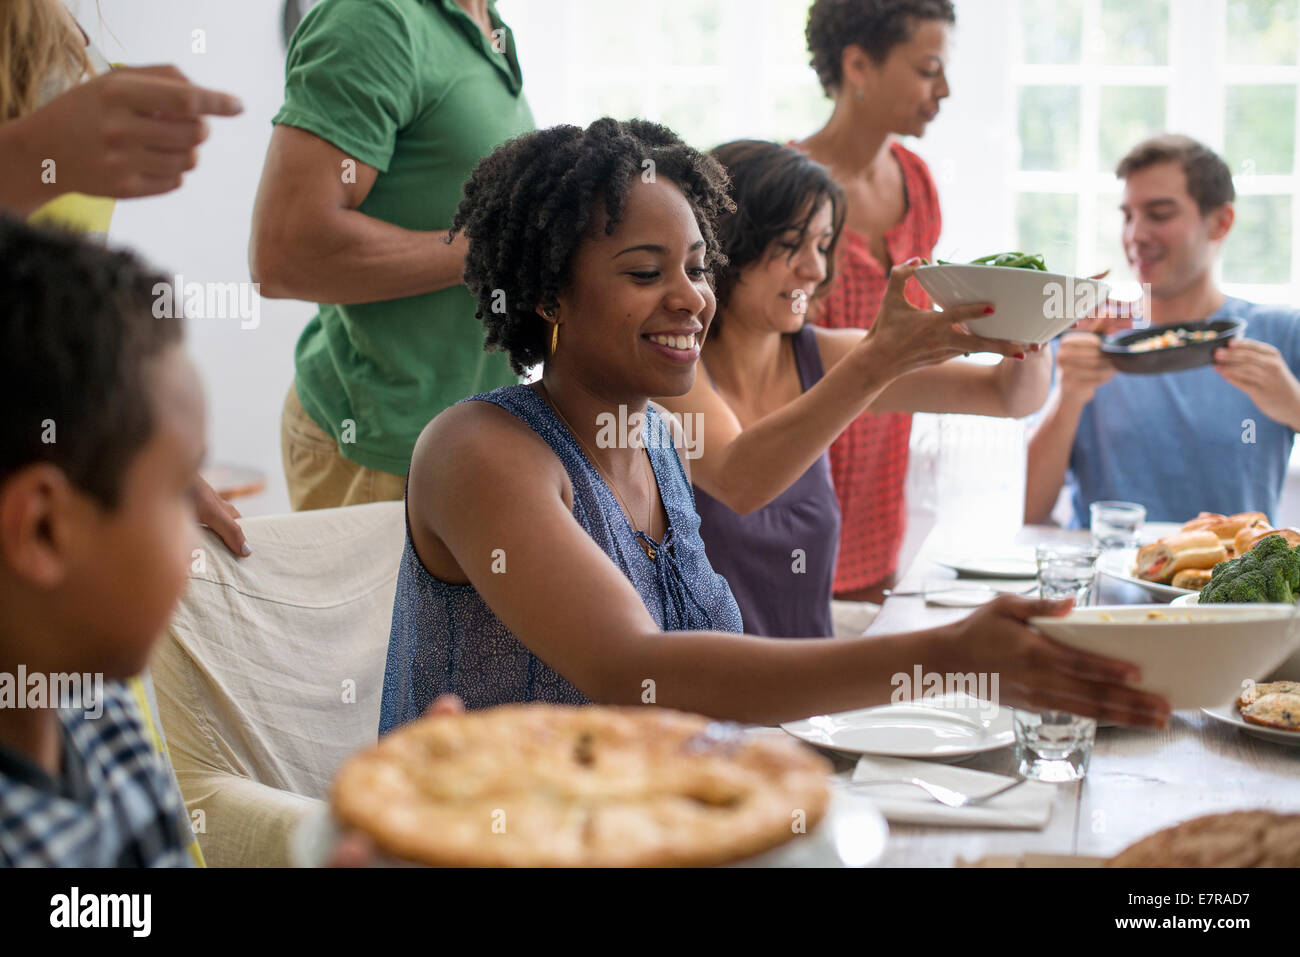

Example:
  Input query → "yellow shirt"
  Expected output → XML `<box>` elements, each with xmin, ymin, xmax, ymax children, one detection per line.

<box><xmin>28</xmin><ymin>191</ymin><xmax>115</xmax><ymax>239</ymax></box>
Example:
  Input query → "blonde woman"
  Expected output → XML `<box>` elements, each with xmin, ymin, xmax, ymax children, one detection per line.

<box><xmin>0</xmin><ymin>0</ymin><xmax>247</xmax><ymax>554</ymax></box>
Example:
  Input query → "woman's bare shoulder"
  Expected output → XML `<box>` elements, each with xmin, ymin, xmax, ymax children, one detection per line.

<box><xmin>412</xmin><ymin>397</ymin><xmax>564</xmax><ymax>494</ymax></box>
<box><xmin>810</xmin><ymin>323</ymin><xmax>865</xmax><ymax>369</ymax></box>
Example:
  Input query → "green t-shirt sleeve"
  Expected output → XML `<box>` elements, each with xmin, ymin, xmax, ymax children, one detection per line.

<box><xmin>272</xmin><ymin>0</ymin><xmax>421</xmax><ymax>173</ymax></box>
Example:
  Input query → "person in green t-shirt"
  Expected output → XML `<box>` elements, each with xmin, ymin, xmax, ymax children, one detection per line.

<box><xmin>250</xmin><ymin>0</ymin><xmax>534</xmax><ymax>510</ymax></box>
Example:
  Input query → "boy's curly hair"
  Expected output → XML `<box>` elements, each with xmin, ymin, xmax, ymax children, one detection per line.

<box><xmin>806</xmin><ymin>0</ymin><xmax>956</xmax><ymax>96</ymax></box>
<box><xmin>449</xmin><ymin>117</ymin><xmax>735</xmax><ymax>376</ymax></box>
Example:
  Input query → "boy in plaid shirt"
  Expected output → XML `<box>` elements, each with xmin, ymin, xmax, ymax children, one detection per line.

<box><xmin>0</xmin><ymin>218</ymin><xmax>198</xmax><ymax>866</ymax></box>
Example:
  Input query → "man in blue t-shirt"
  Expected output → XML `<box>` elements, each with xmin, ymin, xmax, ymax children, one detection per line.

<box><xmin>1026</xmin><ymin>134</ymin><xmax>1300</xmax><ymax>528</ymax></box>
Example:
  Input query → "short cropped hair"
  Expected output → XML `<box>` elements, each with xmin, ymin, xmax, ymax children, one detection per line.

<box><xmin>0</xmin><ymin>217</ymin><xmax>181</xmax><ymax>510</ymax></box>
<box><xmin>1116</xmin><ymin>134</ymin><xmax>1236</xmax><ymax>215</ymax></box>
<box><xmin>806</xmin><ymin>0</ymin><xmax>956</xmax><ymax>96</ymax></box>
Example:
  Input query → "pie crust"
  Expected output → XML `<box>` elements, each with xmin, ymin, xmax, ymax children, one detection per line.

<box><xmin>1107</xmin><ymin>811</ymin><xmax>1300</xmax><ymax>867</ymax></box>
<box><xmin>332</xmin><ymin>704</ymin><xmax>832</xmax><ymax>867</ymax></box>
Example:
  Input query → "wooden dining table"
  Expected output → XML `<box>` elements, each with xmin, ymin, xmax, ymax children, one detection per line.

<box><xmin>835</xmin><ymin>523</ymin><xmax>1300</xmax><ymax>868</ymax></box>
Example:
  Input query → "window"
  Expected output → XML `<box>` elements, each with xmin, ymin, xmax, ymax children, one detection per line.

<box><xmin>510</xmin><ymin>0</ymin><xmax>1300</xmax><ymax>305</ymax></box>
<box><xmin>1003</xmin><ymin>0</ymin><xmax>1300</xmax><ymax>303</ymax></box>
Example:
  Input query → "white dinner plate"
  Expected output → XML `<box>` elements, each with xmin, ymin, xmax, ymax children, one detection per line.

<box><xmin>932</xmin><ymin>555</ymin><xmax>1037</xmax><ymax>579</ymax></box>
<box><xmin>1095</xmin><ymin>523</ymin><xmax>1195</xmax><ymax>600</ymax></box>
<box><xmin>1201</xmin><ymin>702</ymin><xmax>1300</xmax><ymax>749</ymax></box>
<box><xmin>290</xmin><ymin>790</ymin><xmax>889</xmax><ymax>868</ymax></box>
<box><xmin>781</xmin><ymin>692</ymin><xmax>1014</xmax><ymax>759</ymax></box>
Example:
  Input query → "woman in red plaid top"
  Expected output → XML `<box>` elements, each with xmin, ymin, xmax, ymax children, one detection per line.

<box><xmin>795</xmin><ymin>0</ymin><xmax>960</xmax><ymax>602</ymax></box>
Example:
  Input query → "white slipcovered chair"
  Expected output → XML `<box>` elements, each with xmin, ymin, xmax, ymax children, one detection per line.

<box><xmin>151</xmin><ymin>501</ymin><xmax>405</xmax><ymax>866</ymax></box>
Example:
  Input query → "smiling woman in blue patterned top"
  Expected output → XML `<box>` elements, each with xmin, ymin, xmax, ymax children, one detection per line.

<box><xmin>378</xmin><ymin>117</ymin><xmax>1170</xmax><ymax>733</ymax></box>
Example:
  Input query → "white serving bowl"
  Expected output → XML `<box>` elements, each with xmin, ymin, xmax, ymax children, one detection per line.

<box><xmin>1170</xmin><ymin>593</ymin><xmax>1300</xmax><ymax>681</ymax></box>
<box><xmin>1028</xmin><ymin>604</ymin><xmax>1300</xmax><ymax>709</ymax></box>
<box><xmin>914</xmin><ymin>264</ymin><xmax>1109</xmax><ymax>344</ymax></box>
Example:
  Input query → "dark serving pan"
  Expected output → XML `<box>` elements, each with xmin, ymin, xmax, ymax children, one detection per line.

<box><xmin>1100</xmin><ymin>319</ymin><xmax>1245</xmax><ymax>375</ymax></box>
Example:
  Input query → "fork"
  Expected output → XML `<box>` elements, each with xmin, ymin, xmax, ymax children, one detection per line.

<box><xmin>847</xmin><ymin>776</ymin><xmax>1027</xmax><ymax>808</ymax></box>
<box><xmin>882</xmin><ymin>583</ymin><xmax>1038</xmax><ymax>599</ymax></box>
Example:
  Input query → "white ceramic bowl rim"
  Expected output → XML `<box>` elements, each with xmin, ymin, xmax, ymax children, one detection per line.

<box><xmin>1031</xmin><ymin>603</ymin><xmax>1297</xmax><ymax>625</ymax></box>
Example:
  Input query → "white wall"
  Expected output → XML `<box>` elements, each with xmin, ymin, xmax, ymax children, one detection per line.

<box><xmin>74</xmin><ymin>0</ymin><xmax>313</xmax><ymax>516</ymax></box>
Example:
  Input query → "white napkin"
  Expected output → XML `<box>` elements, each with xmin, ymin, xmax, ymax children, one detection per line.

<box><xmin>845</xmin><ymin>754</ymin><xmax>1054</xmax><ymax>829</ymax></box>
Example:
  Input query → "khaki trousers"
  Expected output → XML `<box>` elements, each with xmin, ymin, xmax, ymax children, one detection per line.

<box><xmin>280</xmin><ymin>384</ymin><xmax>406</xmax><ymax>511</ymax></box>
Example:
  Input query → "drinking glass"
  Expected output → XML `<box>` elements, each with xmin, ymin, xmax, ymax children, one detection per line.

<box><xmin>1014</xmin><ymin>710</ymin><xmax>1096</xmax><ymax>782</ymax></box>
<box><xmin>1090</xmin><ymin>501</ymin><xmax>1147</xmax><ymax>551</ymax></box>
<box><xmin>1035</xmin><ymin>543</ymin><xmax>1100</xmax><ymax>604</ymax></box>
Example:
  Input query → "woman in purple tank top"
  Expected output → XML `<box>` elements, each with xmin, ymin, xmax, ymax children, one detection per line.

<box><xmin>656</xmin><ymin>141</ymin><xmax>1056</xmax><ymax>636</ymax></box>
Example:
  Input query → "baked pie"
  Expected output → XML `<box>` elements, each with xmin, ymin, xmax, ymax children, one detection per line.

<box><xmin>332</xmin><ymin>703</ymin><xmax>831</xmax><ymax>867</ymax></box>
<box><xmin>1108</xmin><ymin>811</ymin><xmax>1300</xmax><ymax>867</ymax></box>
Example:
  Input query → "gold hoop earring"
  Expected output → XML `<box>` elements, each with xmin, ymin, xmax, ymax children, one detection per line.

<box><xmin>542</xmin><ymin>308</ymin><xmax>559</xmax><ymax>354</ymax></box>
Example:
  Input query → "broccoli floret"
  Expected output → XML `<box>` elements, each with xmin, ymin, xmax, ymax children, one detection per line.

<box><xmin>1259</xmin><ymin>555</ymin><xmax>1296</xmax><ymax>603</ymax></box>
<box><xmin>1203</xmin><ymin>567</ymin><xmax>1270</xmax><ymax>603</ymax></box>
<box><xmin>1250</xmin><ymin>534</ymin><xmax>1291</xmax><ymax>563</ymax></box>
<box><xmin>1200</xmin><ymin>536</ymin><xmax>1300</xmax><ymax>603</ymax></box>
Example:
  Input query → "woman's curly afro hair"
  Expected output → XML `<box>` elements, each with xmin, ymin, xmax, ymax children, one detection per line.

<box><xmin>806</xmin><ymin>0</ymin><xmax>955</xmax><ymax>96</ymax></box>
<box><xmin>449</xmin><ymin>117</ymin><xmax>735</xmax><ymax>376</ymax></box>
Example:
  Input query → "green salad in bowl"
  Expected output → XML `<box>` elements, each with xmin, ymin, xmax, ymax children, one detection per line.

<box><xmin>928</xmin><ymin>251</ymin><xmax>1048</xmax><ymax>271</ymax></box>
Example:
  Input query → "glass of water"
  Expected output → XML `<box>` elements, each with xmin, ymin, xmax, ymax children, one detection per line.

<box><xmin>1014</xmin><ymin>710</ymin><xmax>1097</xmax><ymax>782</ymax></box>
<box><xmin>1035</xmin><ymin>543</ymin><xmax>1100</xmax><ymax>604</ymax></box>
<box><xmin>1090</xmin><ymin>500</ymin><xmax>1146</xmax><ymax>550</ymax></box>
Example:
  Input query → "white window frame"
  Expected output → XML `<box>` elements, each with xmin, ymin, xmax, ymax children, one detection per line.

<box><xmin>915</xmin><ymin>0</ymin><xmax>1300</xmax><ymax>304</ymax></box>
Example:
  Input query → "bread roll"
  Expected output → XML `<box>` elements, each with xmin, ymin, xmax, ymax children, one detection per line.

<box><xmin>1135</xmin><ymin>530</ymin><xmax>1227</xmax><ymax>584</ymax></box>
<box><xmin>1233</xmin><ymin>521</ymin><xmax>1273</xmax><ymax>556</ymax></box>
<box><xmin>1170</xmin><ymin>568</ymin><xmax>1213</xmax><ymax>590</ymax></box>
<box><xmin>1181</xmin><ymin>512</ymin><xmax>1226</xmax><ymax>532</ymax></box>
<box><xmin>1237</xmin><ymin>526</ymin><xmax>1300</xmax><ymax>555</ymax></box>
<box><xmin>1190</xmin><ymin>512</ymin><xmax>1268</xmax><ymax>555</ymax></box>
